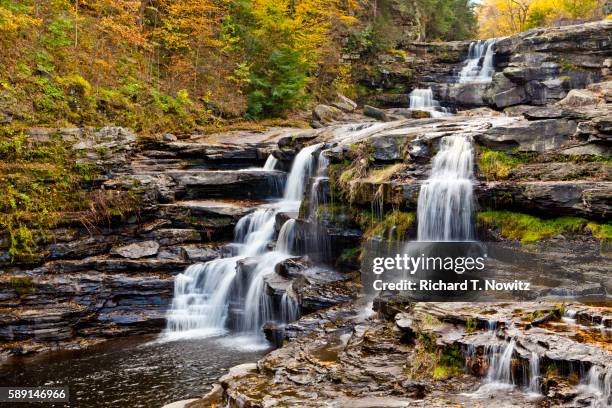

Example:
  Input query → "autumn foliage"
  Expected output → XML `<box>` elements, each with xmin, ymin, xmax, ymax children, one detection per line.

<box><xmin>478</xmin><ymin>0</ymin><xmax>606</xmax><ymax>38</ymax></box>
<box><xmin>0</xmin><ymin>0</ymin><xmax>359</xmax><ymax>131</ymax></box>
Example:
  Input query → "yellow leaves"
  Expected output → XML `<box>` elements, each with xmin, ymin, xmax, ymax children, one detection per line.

<box><xmin>0</xmin><ymin>5</ymin><xmax>41</xmax><ymax>33</ymax></box>
<box><xmin>478</xmin><ymin>0</ymin><xmax>605</xmax><ymax>37</ymax></box>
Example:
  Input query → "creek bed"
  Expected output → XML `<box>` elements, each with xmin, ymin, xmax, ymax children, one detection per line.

<box><xmin>0</xmin><ymin>335</ymin><xmax>269</xmax><ymax>407</ymax></box>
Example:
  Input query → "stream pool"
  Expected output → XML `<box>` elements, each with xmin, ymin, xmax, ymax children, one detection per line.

<box><xmin>0</xmin><ymin>335</ymin><xmax>269</xmax><ymax>407</ymax></box>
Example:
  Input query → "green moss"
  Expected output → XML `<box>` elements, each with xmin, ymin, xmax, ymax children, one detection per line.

<box><xmin>0</xmin><ymin>127</ymin><xmax>110</xmax><ymax>261</ymax></box>
<box><xmin>363</xmin><ymin>210</ymin><xmax>416</xmax><ymax>241</ymax></box>
<box><xmin>433</xmin><ymin>346</ymin><xmax>465</xmax><ymax>380</ymax></box>
<box><xmin>465</xmin><ymin>317</ymin><xmax>478</xmax><ymax>332</ymax></box>
<box><xmin>477</xmin><ymin>211</ymin><xmax>591</xmax><ymax>242</ymax></box>
<box><xmin>339</xmin><ymin>247</ymin><xmax>361</xmax><ymax>264</ymax></box>
<box><xmin>9</xmin><ymin>276</ymin><xmax>34</xmax><ymax>296</ymax></box>
<box><xmin>478</xmin><ymin>148</ymin><xmax>532</xmax><ymax>180</ymax></box>
<box><xmin>587</xmin><ymin>222</ymin><xmax>612</xmax><ymax>242</ymax></box>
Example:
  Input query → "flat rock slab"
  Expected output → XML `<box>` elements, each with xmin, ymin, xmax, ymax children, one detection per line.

<box><xmin>167</xmin><ymin>169</ymin><xmax>286</xmax><ymax>199</ymax></box>
<box><xmin>168</xmin><ymin>200</ymin><xmax>260</xmax><ymax>218</ymax></box>
<box><xmin>110</xmin><ymin>241</ymin><xmax>160</xmax><ymax>259</ymax></box>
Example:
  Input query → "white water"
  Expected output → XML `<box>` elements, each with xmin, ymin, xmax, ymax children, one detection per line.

<box><xmin>277</xmin><ymin>219</ymin><xmax>297</xmax><ymax>254</ymax></box>
<box><xmin>528</xmin><ymin>352</ymin><xmax>540</xmax><ymax>394</ymax></box>
<box><xmin>465</xmin><ymin>339</ymin><xmax>517</xmax><ymax>398</ymax></box>
<box><xmin>409</xmin><ymin>88</ymin><xmax>449</xmax><ymax>117</ymax></box>
<box><xmin>417</xmin><ymin>135</ymin><xmax>474</xmax><ymax>241</ymax></box>
<box><xmin>163</xmin><ymin>144</ymin><xmax>323</xmax><ymax>343</ymax></box>
<box><xmin>459</xmin><ymin>39</ymin><xmax>497</xmax><ymax>83</ymax></box>
<box><xmin>578</xmin><ymin>366</ymin><xmax>612</xmax><ymax>408</ymax></box>
<box><xmin>263</xmin><ymin>154</ymin><xmax>278</xmax><ymax>170</ymax></box>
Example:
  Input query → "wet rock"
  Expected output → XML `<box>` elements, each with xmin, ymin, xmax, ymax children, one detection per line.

<box><xmin>522</xmin><ymin>106</ymin><xmax>566</xmax><ymax>120</ymax></box>
<box><xmin>180</xmin><ymin>245</ymin><xmax>218</xmax><ymax>262</ymax></box>
<box><xmin>110</xmin><ymin>241</ymin><xmax>160</xmax><ymax>259</ymax></box>
<box><xmin>275</xmin><ymin>257</ymin><xmax>312</xmax><ymax>279</ymax></box>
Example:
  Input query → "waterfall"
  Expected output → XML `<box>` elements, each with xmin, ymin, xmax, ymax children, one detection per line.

<box><xmin>487</xmin><ymin>339</ymin><xmax>516</xmax><ymax>385</ymax></box>
<box><xmin>409</xmin><ymin>88</ymin><xmax>449</xmax><ymax>117</ymax></box>
<box><xmin>277</xmin><ymin>219</ymin><xmax>297</xmax><ymax>254</ymax></box>
<box><xmin>280</xmin><ymin>292</ymin><xmax>299</xmax><ymax>322</ymax></box>
<box><xmin>465</xmin><ymin>339</ymin><xmax>517</xmax><ymax>398</ymax></box>
<box><xmin>417</xmin><ymin>135</ymin><xmax>474</xmax><ymax>241</ymax></box>
<box><xmin>283</xmin><ymin>143</ymin><xmax>322</xmax><ymax>206</ymax></box>
<box><xmin>458</xmin><ymin>39</ymin><xmax>497</xmax><ymax>83</ymax></box>
<box><xmin>163</xmin><ymin>144</ymin><xmax>323</xmax><ymax>343</ymax></box>
<box><xmin>528</xmin><ymin>352</ymin><xmax>540</xmax><ymax>394</ymax></box>
<box><xmin>263</xmin><ymin>154</ymin><xmax>278</xmax><ymax>170</ymax></box>
<box><xmin>580</xmin><ymin>366</ymin><xmax>612</xmax><ymax>408</ymax></box>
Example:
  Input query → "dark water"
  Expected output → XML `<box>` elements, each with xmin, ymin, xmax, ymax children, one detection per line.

<box><xmin>0</xmin><ymin>335</ymin><xmax>269</xmax><ymax>408</ymax></box>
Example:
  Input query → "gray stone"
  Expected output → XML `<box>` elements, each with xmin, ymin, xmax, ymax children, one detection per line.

<box><xmin>110</xmin><ymin>241</ymin><xmax>160</xmax><ymax>259</ymax></box>
<box><xmin>363</xmin><ymin>105</ymin><xmax>390</xmax><ymax>121</ymax></box>
<box><xmin>557</xmin><ymin>89</ymin><xmax>602</xmax><ymax>107</ymax></box>
<box><xmin>331</xmin><ymin>94</ymin><xmax>357</xmax><ymax>112</ymax></box>
<box><xmin>313</xmin><ymin>104</ymin><xmax>342</xmax><ymax>124</ymax></box>
<box><xmin>475</xmin><ymin>119</ymin><xmax>577</xmax><ymax>152</ymax></box>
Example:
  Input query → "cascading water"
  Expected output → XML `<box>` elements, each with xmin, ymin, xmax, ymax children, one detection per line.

<box><xmin>465</xmin><ymin>339</ymin><xmax>517</xmax><ymax>398</ymax></box>
<box><xmin>263</xmin><ymin>154</ymin><xmax>278</xmax><ymax>170</ymax></box>
<box><xmin>163</xmin><ymin>144</ymin><xmax>324</xmax><ymax>343</ymax></box>
<box><xmin>409</xmin><ymin>88</ymin><xmax>449</xmax><ymax>117</ymax></box>
<box><xmin>417</xmin><ymin>135</ymin><xmax>474</xmax><ymax>241</ymax></box>
<box><xmin>528</xmin><ymin>352</ymin><xmax>541</xmax><ymax>395</ymax></box>
<box><xmin>580</xmin><ymin>366</ymin><xmax>612</xmax><ymax>408</ymax></box>
<box><xmin>458</xmin><ymin>39</ymin><xmax>497</xmax><ymax>83</ymax></box>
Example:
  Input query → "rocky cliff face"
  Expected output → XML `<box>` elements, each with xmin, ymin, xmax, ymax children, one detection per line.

<box><xmin>361</xmin><ymin>20</ymin><xmax>611</xmax><ymax>110</ymax></box>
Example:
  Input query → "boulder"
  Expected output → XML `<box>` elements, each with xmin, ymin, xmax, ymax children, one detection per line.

<box><xmin>110</xmin><ymin>241</ymin><xmax>160</xmax><ymax>259</ymax></box>
<box><xmin>363</xmin><ymin>105</ymin><xmax>390</xmax><ymax>122</ymax></box>
<box><xmin>331</xmin><ymin>94</ymin><xmax>357</xmax><ymax>112</ymax></box>
<box><xmin>475</xmin><ymin>118</ymin><xmax>577</xmax><ymax>152</ymax></box>
<box><xmin>313</xmin><ymin>104</ymin><xmax>342</xmax><ymax>124</ymax></box>
<box><xmin>557</xmin><ymin>89</ymin><xmax>602</xmax><ymax>107</ymax></box>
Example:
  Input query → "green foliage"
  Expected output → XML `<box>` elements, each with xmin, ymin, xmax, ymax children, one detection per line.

<box><xmin>465</xmin><ymin>317</ymin><xmax>478</xmax><ymax>332</ymax></box>
<box><xmin>477</xmin><ymin>211</ymin><xmax>593</xmax><ymax>242</ymax></box>
<box><xmin>247</xmin><ymin>47</ymin><xmax>308</xmax><ymax>118</ymax></box>
<box><xmin>416</xmin><ymin>0</ymin><xmax>477</xmax><ymax>41</ymax></box>
<box><xmin>0</xmin><ymin>127</ymin><xmax>103</xmax><ymax>261</ymax></box>
<box><xmin>360</xmin><ymin>210</ymin><xmax>416</xmax><ymax>241</ymax></box>
<box><xmin>433</xmin><ymin>346</ymin><xmax>465</xmax><ymax>380</ymax></box>
<box><xmin>478</xmin><ymin>148</ymin><xmax>532</xmax><ymax>180</ymax></box>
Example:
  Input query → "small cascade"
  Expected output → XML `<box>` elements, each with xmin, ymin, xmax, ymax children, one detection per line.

<box><xmin>487</xmin><ymin>339</ymin><xmax>516</xmax><ymax>386</ymax></box>
<box><xmin>283</xmin><ymin>143</ymin><xmax>322</xmax><ymax>207</ymax></box>
<box><xmin>580</xmin><ymin>366</ymin><xmax>612</xmax><ymax>408</ymax></box>
<box><xmin>163</xmin><ymin>144</ymin><xmax>324</xmax><ymax>343</ymax></box>
<box><xmin>277</xmin><ymin>219</ymin><xmax>297</xmax><ymax>254</ymax></box>
<box><xmin>465</xmin><ymin>339</ymin><xmax>517</xmax><ymax>398</ymax></box>
<box><xmin>263</xmin><ymin>154</ymin><xmax>278</xmax><ymax>170</ymax></box>
<box><xmin>458</xmin><ymin>39</ymin><xmax>497</xmax><ymax>83</ymax></box>
<box><xmin>417</xmin><ymin>135</ymin><xmax>474</xmax><ymax>241</ymax></box>
<box><xmin>280</xmin><ymin>292</ymin><xmax>300</xmax><ymax>323</ymax></box>
<box><xmin>308</xmin><ymin>150</ymin><xmax>330</xmax><ymax>221</ymax></box>
<box><xmin>528</xmin><ymin>352</ymin><xmax>541</xmax><ymax>394</ymax></box>
<box><xmin>409</xmin><ymin>88</ymin><xmax>449</xmax><ymax>117</ymax></box>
